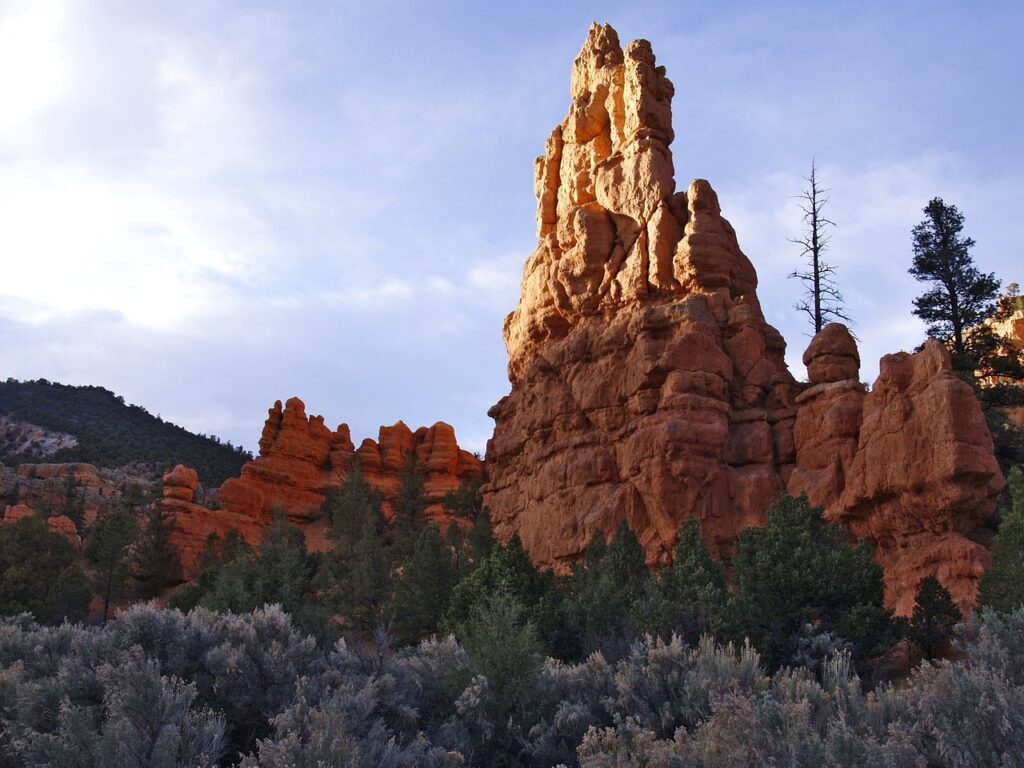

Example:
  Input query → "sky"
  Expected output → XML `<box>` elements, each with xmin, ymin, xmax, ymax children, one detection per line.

<box><xmin>1</xmin><ymin>1</ymin><xmax>1022</xmax><ymax>455</ymax></box>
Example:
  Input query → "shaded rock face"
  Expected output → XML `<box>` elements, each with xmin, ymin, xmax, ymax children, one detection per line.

<box><xmin>165</xmin><ymin>398</ymin><xmax>484</xmax><ymax>575</ymax></box>
<box><xmin>0</xmin><ymin>462</ymin><xmax>152</xmax><ymax>530</ymax></box>
<box><xmin>789</xmin><ymin>329</ymin><xmax>1004</xmax><ymax>613</ymax></box>
<box><xmin>487</xmin><ymin>23</ymin><xmax>799</xmax><ymax>571</ymax></box>
<box><xmin>163</xmin><ymin>463</ymin><xmax>264</xmax><ymax>575</ymax></box>
<box><xmin>484</xmin><ymin>23</ymin><xmax>1004</xmax><ymax>615</ymax></box>
<box><xmin>0</xmin><ymin>503</ymin><xmax>80</xmax><ymax>547</ymax></box>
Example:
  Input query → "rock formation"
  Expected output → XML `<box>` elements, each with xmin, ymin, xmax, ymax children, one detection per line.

<box><xmin>484</xmin><ymin>23</ymin><xmax>1004</xmax><ymax>614</ymax></box>
<box><xmin>0</xmin><ymin>462</ymin><xmax>150</xmax><ymax>530</ymax></box>
<box><xmin>487</xmin><ymin>23</ymin><xmax>799</xmax><ymax>571</ymax></box>
<box><xmin>165</xmin><ymin>398</ymin><xmax>484</xmax><ymax>575</ymax></box>
<box><xmin>163</xmin><ymin>463</ymin><xmax>264</xmax><ymax>574</ymax></box>
<box><xmin>790</xmin><ymin>328</ymin><xmax>1002</xmax><ymax>613</ymax></box>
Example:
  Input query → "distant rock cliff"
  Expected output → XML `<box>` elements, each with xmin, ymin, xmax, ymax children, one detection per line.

<box><xmin>483</xmin><ymin>23</ymin><xmax>1004</xmax><ymax>615</ymax></box>
<box><xmin>166</xmin><ymin>398</ymin><xmax>484</xmax><ymax>574</ymax></box>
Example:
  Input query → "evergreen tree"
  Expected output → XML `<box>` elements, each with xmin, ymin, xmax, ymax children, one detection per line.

<box><xmin>391</xmin><ymin>452</ymin><xmax>427</xmax><ymax>562</ymax></box>
<box><xmin>443</xmin><ymin>476</ymin><xmax>486</xmax><ymax>521</ymax></box>
<box><xmin>167</xmin><ymin>530</ymin><xmax>252</xmax><ymax>612</ymax></box>
<box><xmin>443</xmin><ymin>535</ymin><xmax>567</xmax><ymax>656</ymax></box>
<box><xmin>455</xmin><ymin>587</ymin><xmax>543</xmax><ymax>737</ymax></box>
<box><xmin>462</xmin><ymin>507</ymin><xmax>495</xmax><ymax>575</ymax></box>
<box><xmin>87</xmin><ymin>506</ymin><xmax>139</xmax><ymax>622</ymax></box>
<box><xmin>175</xmin><ymin>515</ymin><xmax>325</xmax><ymax>639</ymax></box>
<box><xmin>655</xmin><ymin>517</ymin><xmax>728</xmax><ymax>641</ymax></box>
<box><xmin>0</xmin><ymin>514</ymin><xmax>91</xmax><ymax>624</ymax></box>
<box><xmin>388</xmin><ymin>525</ymin><xmax>459</xmax><ymax>644</ymax></box>
<box><xmin>318</xmin><ymin>461</ymin><xmax>391</xmax><ymax>634</ymax></box>
<box><xmin>59</xmin><ymin>471</ymin><xmax>85</xmax><ymax>528</ymax></box>
<box><xmin>132</xmin><ymin>502</ymin><xmax>179</xmax><ymax>599</ymax></box>
<box><xmin>909</xmin><ymin>198</ymin><xmax>1000</xmax><ymax>371</ymax></box>
<box><xmin>909</xmin><ymin>575</ymin><xmax>962</xmax><ymax>659</ymax></box>
<box><xmin>979</xmin><ymin>467</ymin><xmax>1024</xmax><ymax>612</ymax></box>
<box><xmin>567</xmin><ymin>520</ymin><xmax>654</xmax><ymax>659</ymax></box>
<box><xmin>728</xmin><ymin>495</ymin><xmax>894</xmax><ymax>669</ymax></box>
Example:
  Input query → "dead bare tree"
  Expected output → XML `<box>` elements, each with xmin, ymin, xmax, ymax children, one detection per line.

<box><xmin>789</xmin><ymin>161</ymin><xmax>850</xmax><ymax>334</ymax></box>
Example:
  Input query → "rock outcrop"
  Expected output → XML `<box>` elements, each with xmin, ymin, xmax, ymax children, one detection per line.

<box><xmin>217</xmin><ymin>397</ymin><xmax>483</xmax><ymax>525</ymax></box>
<box><xmin>790</xmin><ymin>328</ymin><xmax>1002</xmax><ymax>613</ymax></box>
<box><xmin>484</xmin><ymin>23</ymin><xmax>1004</xmax><ymax>614</ymax></box>
<box><xmin>0</xmin><ymin>462</ymin><xmax>151</xmax><ymax>530</ymax></box>
<box><xmin>163</xmin><ymin>463</ymin><xmax>264</xmax><ymax>575</ymax></box>
<box><xmin>165</xmin><ymin>398</ymin><xmax>484</xmax><ymax>576</ymax></box>
<box><xmin>487</xmin><ymin>23</ymin><xmax>799</xmax><ymax>572</ymax></box>
<box><xmin>0</xmin><ymin>503</ymin><xmax>81</xmax><ymax>546</ymax></box>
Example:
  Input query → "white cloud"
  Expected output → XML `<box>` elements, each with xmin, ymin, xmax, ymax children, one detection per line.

<box><xmin>0</xmin><ymin>1</ymin><xmax>68</xmax><ymax>146</ymax></box>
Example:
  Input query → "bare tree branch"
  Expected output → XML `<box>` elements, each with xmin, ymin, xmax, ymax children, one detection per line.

<box><xmin>787</xmin><ymin>160</ymin><xmax>851</xmax><ymax>334</ymax></box>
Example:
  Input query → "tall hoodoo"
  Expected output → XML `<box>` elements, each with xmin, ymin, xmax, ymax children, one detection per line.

<box><xmin>484</xmin><ymin>23</ymin><xmax>1004</xmax><ymax>614</ymax></box>
<box><xmin>488</xmin><ymin>23</ymin><xmax>798</xmax><ymax>572</ymax></box>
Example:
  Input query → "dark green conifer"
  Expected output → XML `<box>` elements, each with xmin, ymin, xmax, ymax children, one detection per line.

<box><xmin>909</xmin><ymin>575</ymin><xmax>962</xmax><ymax>659</ymax></box>
<box><xmin>979</xmin><ymin>467</ymin><xmax>1024</xmax><ymax>612</ymax></box>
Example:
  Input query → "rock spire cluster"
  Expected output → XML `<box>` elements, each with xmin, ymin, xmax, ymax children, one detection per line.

<box><xmin>165</xmin><ymin>398</ymin><xmax>484</xmax><ymax>575</ymax></box>
<box><xmin>483</xmin><ymin>23</ymin><xmax>1004</xmax><ymax>613</ymax></box>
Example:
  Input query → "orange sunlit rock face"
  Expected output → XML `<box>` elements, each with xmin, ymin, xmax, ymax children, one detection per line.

<box><xmin>164</xmin><ymin>398</ymin><xmax>484</xmax><ymax>576</ymax></box>
<box><xmin>484</xmin><ymin>23</ymin><xmax>1004</xmax><ymax>615</ymax></box>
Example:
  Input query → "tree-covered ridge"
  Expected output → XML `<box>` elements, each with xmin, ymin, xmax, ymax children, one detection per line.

<box><xmin>0</xmin><ymin>379</ymin><xmax>252</xmax><ymax>485</ymax></box>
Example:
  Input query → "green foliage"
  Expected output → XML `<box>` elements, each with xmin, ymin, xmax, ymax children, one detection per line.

<box><xmin>567</xmin><ymin>521</ymin><xmax>655</xmax><ymax>660</ymax></box>
<box><xmin>653</xmin><ymin>517</ymin><xmax>727</xmax><ymax>642</ymax></box>
<box><xmin>132</xmin><ymin>503</ymin><xmax>180</xmax><ymax>600</ymax></box>
<box><xmin>908</xmin><ymin>197</ymin><xmax>1000</xmax><ymax>366</ymax></box>
<box><xmin>909</xmin><ymin>575</ymin><xmax>962</xmax><ymax>659</ymax></box>
<box><xmin>318</xmin><ymin>462</ymin><xmax>391</xmax><ymax>634</ymax></box>
<box><xmin>179</xmin><ymin>515</ymin><xmax>326</xmax><ymax>641</ymax></box>
<box><xmin>0</xmin><ymin>379</ymin><xmax>252</xmax><ymax>484</ymax></box>
<box><xmin>455</xmin><ymin>587</ymin><xmax>544</xmax><ymax>757</ymax></box>
<box><xmin>727</xmin><ymin>495</ymin><xmax>894</xmax><ymax>669</ymax></box>
<box><xmin>0</xmin><ymin>514</ymin><xmax>90</xmax><ymax>624</ymax></box>
<box><xmin>444</xmin><ymin>478</ymin><xmax>494</xmax><ymax>576</ymax></box>
<box><xmin>443</xmin><ymin>535</ymin><xmax>562</xmax><ymax>654</ymax></box>
<box><xmin>388</xmin><ymin>525</ymin><xmax>459</xmax><ymax>645</ymax></box>
<box><xmin>391</xmin><ymin>452</ymin><xmax>428</xmax><ymax>562</ymax></box>
<box><xmin>87</xmin><ymin>506</ymin><xmax>138</xmax><ymax>622</ymax></box>
<box><xmin>979</xmin><ymin>467</ymin><xmax>1024</xmax><ymax>612</ymax></box>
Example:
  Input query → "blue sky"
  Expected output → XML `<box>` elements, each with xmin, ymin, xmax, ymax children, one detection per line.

<box><xmin>1</xmin><ymin>1</ymin><xmax>1021</xmax><ymax>455</ymax></box>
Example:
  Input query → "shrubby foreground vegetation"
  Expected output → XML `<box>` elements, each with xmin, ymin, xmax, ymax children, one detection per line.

<box><xmin>1</xmin><ymin>461</ymin><xmax>1023</xmax><ymax>766</ymax></box>
<box><xmin>1</xmin><ymin>604</ymin><xmax>1023</xmax><ymax>766</ymax></box>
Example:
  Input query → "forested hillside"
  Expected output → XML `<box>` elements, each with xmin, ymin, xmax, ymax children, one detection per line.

<box><xmin>0</xmin><ymin>379</ymin><xmax>251</xmax><ymax>485</ymax></box>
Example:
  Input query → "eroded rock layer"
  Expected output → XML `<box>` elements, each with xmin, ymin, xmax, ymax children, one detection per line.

<box><xmin>166</xmin><ymin>397</ymin><xmax>484</xmax><ymax>575</ymax></box>
<box><xmin>484</xmin><ymin>23</ymin><xmax>1004</xmax><ymax>614</ymax></box>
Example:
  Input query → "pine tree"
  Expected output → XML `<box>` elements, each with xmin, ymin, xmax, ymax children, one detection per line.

<box><xmin>132</xmin><ymin>502</ymin><xmax>179</xmax><ymax>599</ymax></box>
<box><xmin>88</xmin><ymin>506</ymin><xmax>138</xmax><ymax>622</ymax></box>
<box><xmin>389</xmin><ymin>525</ymin><xmax>459</xmax><ymax>644</ymax></box>
<box><xmin>728</xmin><ymin>495</ymin><xmax>894</xmax><ymax>669</ymax></box>
<box><xmin>392</xmin><ymin>452</ymin><xmax>427</xmax><ymax>562</ymax></box>
<box><xmin>318</xmin><ymin>461</ymin><xmax>391</xmax><ymax>634</ymax></box>
<box><xmin>909</xmin><ymin>575</ymin><xmax>962</xmax><ymax>659</ymax></box>
<box><xmin>978</xmin><ymin>467</ymin><xmax>1024</xmax><ymax>612</ymax></box>
<box><xmin>568</xmin><ymin>520</ymin><xmax>653</xmax><ymax>658</ymax></box>
<box><xmin>909</xmin><ymin>197</ymin><xmax>1000</xmax><ymax>371</ymax></box>
<box><xmin>656</xmin><ymin>517</ymin><xmax>727</xmax><ymax>641</ymax></box>
<box><xmin>0</xmin><ymin>513</ymin><xmax>91</xmax><ymax>624</ymax></box>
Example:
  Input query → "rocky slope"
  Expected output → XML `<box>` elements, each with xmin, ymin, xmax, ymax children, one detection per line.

<box><xmin>484</xmin><ymin>23</ymin><xmax>1004</xmax><ymax>614</ymax></box>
